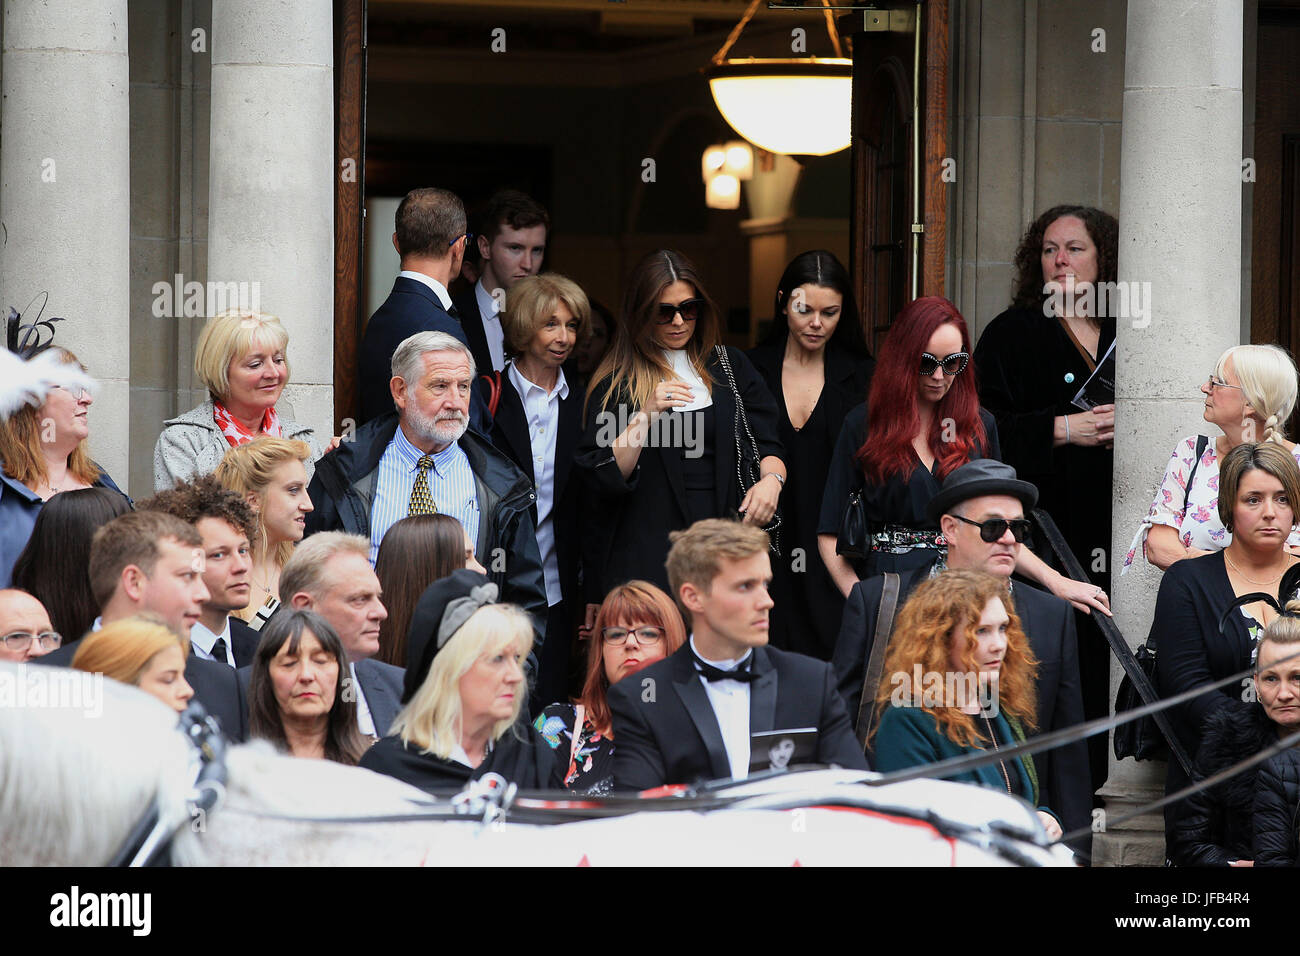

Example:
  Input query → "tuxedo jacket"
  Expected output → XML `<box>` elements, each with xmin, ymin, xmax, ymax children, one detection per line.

<box><xmin>237</xmin><ymin>655</ymin><xmax>405</xmax><ymax>737</ymax></box>
<box><xmin>833</xmin><ymin>564</ymin><xmax>1092</xmax><ymax>844</ymax></box>
<box><xmin>358</xmin><ymin>276</ymin><xmax>488</xmax><ymax>431</ymax></box>
<box><xmin>451</xmin><ymin>286</ymin><xmax>497</xmax><ymax>379</ymax></box>
<box><xmin>34</xmin><ymin>640</ymin><xmax>248</xmax><ymax>743</ymax></box>
<box><xmin>608</xmin><ymin>643</ymin><xmax>868</xmax><ymax>792</ymax></box>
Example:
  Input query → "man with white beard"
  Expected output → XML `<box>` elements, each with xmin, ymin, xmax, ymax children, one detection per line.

<box><xmin>306</xmin><ymin>331</ymin><xmax>547</xmax><ymax>672</ymax></box>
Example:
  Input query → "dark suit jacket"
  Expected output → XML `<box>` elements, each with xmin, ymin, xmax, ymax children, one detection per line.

<box><xmin>608</xmin><ymin>643</ymin><xmax>868</xmax><ymax>792</ymax></box>
<box><xmin>237</xmin><ymin>655</ymin><xmax>405</xmax><ymax>737</ymax></box>
<box><xmin>358</xmin><ymin>275</ymin><xmax>489</xmax><ymax>431</ymax></box>
<box><xmin>229</xmin><ymin>617</ymin><xmax>260</xmax><ymax>668</ymax></box>
<box><xmin>451</xmin><ymin>285</ymin><xmax>497</xmax><ymax>378</ymax></box>
<box><xmin>833</xmin><ymin>565</ymin><xmax>1092</xmax><ymax>849</ymax></box>
<box><xmin>34</xmin><ymin>639</ymin><xmax>248</xmax><ymax>743</ymax></box>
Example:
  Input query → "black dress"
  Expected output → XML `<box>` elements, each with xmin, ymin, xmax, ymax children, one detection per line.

<box><xmin>358</xmin><ymin>727</ymin><xmax>565</xmax><ymax>793</ymax></box>
<box><xmin>816</xmin><ymin>404</ymin><xmax>1002</xmax><ymax>578</ymax></box>
<box><xmin>1150</xmin><ymin>551</ymin><xmax>1265</xmax><ymax>841</ymax></box>
<box><xmin>747</xmin><ymin>340</ymin><xmax>874</xmax><ymax>659</ymax></box>
<box><xmin>575</xmin><ymin>347</ymin><xmax>784</xmax><ymax>597</ymax></box>
<box><xmin>974</xmin><ymin>306</ymin><xmax>1116</xmax><ymax>794</ymax></box>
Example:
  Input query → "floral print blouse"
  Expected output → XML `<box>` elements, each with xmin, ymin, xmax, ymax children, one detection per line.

<box><xmin>533</xmin><ymin>702</ymin><xmax>616</xmax><ymax>795</ymax></box>
<box><xmin>1123</xmin><ymin>435</ymin><xmax>1300</xmax><ymax>573</ymax></box>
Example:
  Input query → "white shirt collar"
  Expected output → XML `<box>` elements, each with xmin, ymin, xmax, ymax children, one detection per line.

<box><xmin>189</xmin><ymin>617</ymin><xmax>233</xmax><ymax>664</ymax></box>
<box><xmin>475</xmin><ymin>278</ymin><xmax>502</xmax><ymax>319</ymax></box>
<box><xmin>507</xmin><ymin>361</ymin><xmax>569</xmax><ymax>401</ymax></box>
<box><xmin>398</xmin><ymin>270</ymin><xmax>453</xmax><ymax>311</ymax></box>
<box><xmin>689</xmin><ymin>634</ymin><xmax>753</xmax><ymax>671</ymax></box>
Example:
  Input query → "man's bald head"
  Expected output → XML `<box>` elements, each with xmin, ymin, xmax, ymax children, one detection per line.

<box><xmin>0</xmin><ymin>589</ymin><xmax>57</xmax><ymax>662</ymax></box>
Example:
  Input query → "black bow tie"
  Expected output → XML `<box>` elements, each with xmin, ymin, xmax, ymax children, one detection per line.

<box><xmin>692</xmin><ymin>651</ymin><xmax>757</xmax><ymax>683</ymax></box>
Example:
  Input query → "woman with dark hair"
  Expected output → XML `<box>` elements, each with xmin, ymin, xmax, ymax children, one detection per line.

<box><xmin>872</xmin><ymin>570</ymin><xmax>1062</xmax><ymax>839</ymax></box>
<box><xmin>576</xmin><ymin>249</ymin><xmax>785</xmax><ymax>597</ymax></box>
<box><xmin>747</xmin><ymin>250</ymin><xmax>873</xmax><ymax>657</ymax></box>
<box><xmin>374</xmin><ymin>513</ymin><xmax>484</xmax><ymax>668</ymax></box>
<box><xmin>12</xmin><ymin>486</ymin><xmax>133</xmax><ymax>641</ymax></box>
<box><xmin>533</xmin><ymin>580</ymin><xmax>687</xmax><ymax>794</ymax></box>
<box><xmin>248</xmin><ymin>608</ymin><xmax>368</xmax><ymax>764</ymax></box>
<box><xmin>0</xmin><ymin>346</ymin><xmax>126</xmax><ymax>587</ymax></box>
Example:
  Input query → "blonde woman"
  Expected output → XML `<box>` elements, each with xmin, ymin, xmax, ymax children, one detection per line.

<box><xmin>214</xmin><ymin>437</ymin><xmax>314</xmax><ymax>625</ymax></box>
<box><xmin>153</xmin><ymin>309</ymin><xmax>323</xmax><ymax>491</ymax></box>
<box><xmin>1125</xmin><ymin>344</ymin><xmax>1300</xmax><ymax>572</ymax></box>
<box><xmin>360</xmin><ymin>569</ymin><xmax>563</xmax><ymax>791</ymax></box>
<box><xmin>71</xmin><ymin>614</ymin><xmax>195</xmax><ymax>713</ymax></box>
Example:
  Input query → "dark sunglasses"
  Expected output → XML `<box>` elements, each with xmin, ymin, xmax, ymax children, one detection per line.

<box><xmin>953</xmin><ymin>514</ymin><xmax>1032</xmax><ymax>543</ymax></box>
<box><xmin>919</xmin><ymin>351</ymin><xmax>969</xmax><ymax>376</ymax></box>
<box><xmin>656</xmin><ymin>298</ymin><xmax>704</xmax><ymax>325</ymax></box>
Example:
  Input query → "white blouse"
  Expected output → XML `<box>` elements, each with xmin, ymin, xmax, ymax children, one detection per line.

<box><xmin>663</xmin><ymin>349</ymin><xmax>713</xmax><ymax>411</ymax></box>
<box><xmin>1123</xmin><ymin>434</ymin><xmax>1300</xmax><ymax>573</ymax></box>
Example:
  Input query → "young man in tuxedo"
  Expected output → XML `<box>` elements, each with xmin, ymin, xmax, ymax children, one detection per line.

<box><xmin>140</xmin><ymin>475</ymin><xmax>261</xmax><ymax>667</ymax></box>
<box><xmin>359</xmin><ymin>186</ymin><xmax>486</xmax><ymax>430</ymax></box>
<box><xmin>609</xmin><ymin>519</ymin><xmax>867</xmax><ymax>791</ymax></box>
<box><xmin>451</xmin><ymin>189</ymin><xmax>549</xmax><ymax>376</ymax></box>
<box><xmin>832</xmin><ymin>458</ymin><xmax>1091</xmax><ymax>855</ymax></box>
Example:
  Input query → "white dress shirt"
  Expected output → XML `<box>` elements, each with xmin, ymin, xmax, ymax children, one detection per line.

<box><xmin>663</xmin><ymin>349</ymin><xmax>713</xmax><ymax>411</ymax></box>
<box><xmin>690</xmin><ymin>635</ymin><xmax>752</xmax><ymax>780</ymax></box>
<box><xmin>189</xmin><ymin>617</ymin><xmax>237</xmax><ymax>669</ymax></box>
<box><xmin>475</xmin><ymin>279</ymin><xmax>506</xmax><ymax>372</ymax></box>
<box><xmin>507</xmin><ymin>361</ymin><xmax>568</xmax><ymax>606</ymax></box>
<box><xmin>369</xmin><ymin>425</ymin><xmax>481</xmax><ymax>563</ymax></box>
<box><xmin>398</xmin><ymin>270</ymin><xmax>454</xmax><ymax>311</ymax></box>
<box><xmin>349</xmin><ymin>662</ymin><xmax>377</xmax><ymax>737</ymax></box>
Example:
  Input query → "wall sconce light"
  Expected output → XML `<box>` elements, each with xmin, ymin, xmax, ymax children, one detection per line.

<box><xmin>702</xmin><ymin>141</ymin><xmax>753</xmax><ymax>210</ymax></box>
<box><xmin>705</xmin><ymin>172</ymin><xmax>742</xmax><ymax>210</ymax></box>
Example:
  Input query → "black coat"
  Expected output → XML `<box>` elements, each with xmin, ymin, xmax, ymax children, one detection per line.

<box><xmin>1255</xmin><ymin>748</ymin><xmax>1300</xmax><ymax>866</ymax></box>
<box><xmin>575</xmin><ymin>346</ymin><xmax>784</xmax><ymax>597</ymax></box>
<box><xmin>228</xmin><ymin>617</ymin><xmax>260</xmax><ymax>668</ymax></box>
<box><xmin>746</xmin><ymin>339</ymin><xmax>873</xmax><ymax>658</ymax></box>
<box><xmin>304</xmin><ymin>413</ymin><xmax>548</xmax><ymax>658</ymax></box>
<box><xmin>359</xmin><ymin>726</ymin><xmax>564</xmax><ymax>793</ymax></box>
<box><xmin>832</xmin><ymin>563</ymin><xmax>1092</xmax><ymax>848</ymax></box>
<box><xmin>451</xmin><ymin>285</ymin><xmax>498</xmax><ymax>379</ymax></box>
<box><xmin>607</xmin><ymin>643</ymin><xmax>868</xmax><ymax>791</ymax></box>
<box><xmin>358</xmin><ymin>276</ymin><xmax>488</xmax><ymax>430</ymax></box>
<box><xmin>1169</xmin><ymin>701</ymin><xmax>1276</xmax><ymax>866</ymax></box>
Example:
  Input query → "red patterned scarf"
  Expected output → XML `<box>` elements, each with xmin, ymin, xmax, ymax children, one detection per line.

<box><xmin>213</xmin><ymin>400</ymin><xmax>283</xmax><ymax>447</ymax></box>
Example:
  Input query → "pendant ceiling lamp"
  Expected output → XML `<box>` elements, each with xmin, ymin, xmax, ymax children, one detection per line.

<box><xmin>704</xmin><ymin>0</ymin><xmax>852</xmax><ymax>157</ymax></box>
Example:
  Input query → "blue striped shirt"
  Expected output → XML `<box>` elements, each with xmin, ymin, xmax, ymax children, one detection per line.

<box><xmin>369</xmin><ymin>425</ymin><xmax>480</xmax><ymax>564</ymax></box>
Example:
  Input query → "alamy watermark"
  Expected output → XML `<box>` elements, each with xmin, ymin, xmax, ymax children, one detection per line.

<box><xmin>593</xmin><ymin>405</ymin><xmax>704</xmax><ymax>459</ymax></box>
<box><xmin>1042</xmin><ymin>279</ymin><xmax>1152</xmax><ymax>328</ymax></box>
<box><xmin>0</xmin><ymin>664</ymin><xmax>103</xmax><ymax>718</ymax></box>
<box><xmin>889</xmin><ymin>666</ymin><xmax>1000</xmax><ymax>715</ymax></box>
<box><xmin>151</xmin><ymin>274</ymin><xmax>262</xmax><ymax>318</ymax></box>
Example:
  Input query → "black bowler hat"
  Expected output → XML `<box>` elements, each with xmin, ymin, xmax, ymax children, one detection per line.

<box><xmin>926</xmin><ymin>459</ymin><xmax>1039</xmax><ymax>524</ymax></box>
<box><xmin>403</xmin><ymin>568</ymin><xmax>499</xmax><ymax>704</ymax></box>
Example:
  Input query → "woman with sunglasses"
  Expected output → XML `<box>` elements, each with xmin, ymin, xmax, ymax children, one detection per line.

<box><xmin>747</xmin><ymin>250</ymin><xmax>874</xmax><ymax>659</ymax></box>
<box><xmin>533</xmin><ymin>580</ymin><xmax>687</xmax><ymax>794</ymax></box>
<box><xmin>1124</xmin><ymin>344</ymin><xmax>1300</xmax><ymax>573</ymax></box>
<box><xmin>576</xmin><ymin>250</ymin><xmax>784</xmax><ymax>598</ymax></box>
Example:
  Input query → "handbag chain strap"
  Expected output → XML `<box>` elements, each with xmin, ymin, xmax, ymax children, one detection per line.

<box><xmin>715</xmin><ymin>345</ymin><xmax>781</xmax><ymax>552</ymax></box>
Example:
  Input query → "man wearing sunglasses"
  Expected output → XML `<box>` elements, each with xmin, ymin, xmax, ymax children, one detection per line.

<box><xmin>0</xmin><ymin>589</ymin><xmax>59</xmax><ymax>662</ymax></box>
<box><xmin>832</xmin><ymin>459</ymin><xmax>1091</xmax><ymax>856</ymax></box>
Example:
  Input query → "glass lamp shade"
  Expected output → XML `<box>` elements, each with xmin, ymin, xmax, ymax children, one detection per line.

<box><xmin>706</xmin><ymin>58</ymin><xmax>853</xmax><ymax>157</ymax></box>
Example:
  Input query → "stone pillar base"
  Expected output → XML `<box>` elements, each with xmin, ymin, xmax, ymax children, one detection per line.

<box><xmin>1092</xmin><ymin>766</ymin><xmax>1166</xmax><ymax>867</ymax></box>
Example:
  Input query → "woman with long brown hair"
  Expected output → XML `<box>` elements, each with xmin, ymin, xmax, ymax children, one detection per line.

<box><xmin>575</xmin><ymin>249</ymin><xmax>785</xmax><ymax>597</ymax></box>
<box><xmin>533</xmin><ymin>580</ymin><xmax>687</xmax><ymax>794</ymax></box>
<box><xmin>871</xmin><ymin>569</ymin><xmax>1062</xmax><ymax>839</ymax></box>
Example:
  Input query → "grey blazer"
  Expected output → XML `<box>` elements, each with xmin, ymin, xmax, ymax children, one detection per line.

<box><xmin>153</xmin><ymin>398</ymin><xmax>324</xmax><ymax>491</ymax></box>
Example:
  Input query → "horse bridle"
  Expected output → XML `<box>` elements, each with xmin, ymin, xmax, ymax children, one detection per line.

<box><xmin>108</xmin><ymin>701</ymin><xmax>228</xmax><ymax>867</ymax></box>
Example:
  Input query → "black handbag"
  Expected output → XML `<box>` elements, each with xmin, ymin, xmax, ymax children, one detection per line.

<box><xmin>1113</xmin><ymin>643</ymin><xmax>1167</xmax><ymax>762</ymax></box>
<box><xmin>714</xmin><ymin>346</ymin><xmax>782</xmax><ymax>554</ymax></box>
<box><xmin>837</xmin><ymin>488</ymin><xmax>868</xmax><ymax>560</ymax></box>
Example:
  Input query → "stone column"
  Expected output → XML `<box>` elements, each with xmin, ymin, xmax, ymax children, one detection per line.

<box><xmin>0</xmin><ymin>1</ymin><xmax>131</xmax><ymax>484</ymax></box>
<box><xmin>208</xmin><ymin>0</ymin><xmax>334</xmax><ymax>439</ymax></box>
<box><xmin>1098</xmin><ymin>0</ymin><xmax>1243</xmax><ymax>866</ymax></box>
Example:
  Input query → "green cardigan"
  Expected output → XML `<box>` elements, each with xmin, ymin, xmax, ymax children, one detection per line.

<box><xmin>874</xmin><ymin>705</ymin><xmax>1053</xmax><ymax>816</ymax></box>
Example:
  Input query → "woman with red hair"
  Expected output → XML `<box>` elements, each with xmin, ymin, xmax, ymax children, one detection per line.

<box><xmin>816</xmin><ymin>297</ymin><xmax>999</xmax><ymax>588</ymax></box>
<box><xmin>533</xmin><ymin>580</ymin><xmax>687</xmax><ymax>794</ymax></box>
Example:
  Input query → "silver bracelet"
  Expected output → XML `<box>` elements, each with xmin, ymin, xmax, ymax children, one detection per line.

<box><xmin>762</xmin><ymin>472</ymin><xmax>785</xmax><ymax>486</ymax></box>
<box><xmin>1064</xmin><ymin>416</ymin><xmax>1071</xmax><ymax>443</ymax></box>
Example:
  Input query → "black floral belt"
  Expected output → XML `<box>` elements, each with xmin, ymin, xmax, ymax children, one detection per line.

<box><xmin>870</xmin><ymin>526</ymin><xmax>946</xmax><ymax>554</ymax></box>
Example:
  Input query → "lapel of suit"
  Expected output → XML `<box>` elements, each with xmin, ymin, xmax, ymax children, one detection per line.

<box><xmin>748</xmin><ymin>646</ymin><xmax>778</xmax><ymax>735</ymax></box>
<box><xmin>554</xmin><ymin>381</ymin><xmax>581</xmax><ymax>501</ymax></box>
<box><xmin>709</xmin><ymin>351</ymin><xmax>739</xmax><ymax>514</ymax></box>
<box><xmin>493</xmin><ymin>376</ymin><xmax>535</xmax><ymax>485</ymax></box>
<box><xmin>355</xmin><ymin>661</ymin><xmax>394</xmax><ymax>734</ymax></box>
<box><xmin>453</xmin><ymin>289</ymin><xmax>494</xmax><ymax>375</ymax></box>
<box><xmin>670</xmin><ymin>648</ymin><xmax>731</xmax><ymax>780</ymax></box>
<box><xmin>658</xmin><ymin>426</ymin><xmax>691</xmax><ymax>521</ymax></box>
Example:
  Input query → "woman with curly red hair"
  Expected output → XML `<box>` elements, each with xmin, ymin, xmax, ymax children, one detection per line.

<box><xmin>870</xmin><ymin>569</ymin><xmax>1062</xmax><ymax>839</ymax></box>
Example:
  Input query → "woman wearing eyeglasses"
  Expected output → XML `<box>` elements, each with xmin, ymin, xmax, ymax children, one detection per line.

<box><xmin>1124</xmin><ymin>344</ymin><xmax>1300</xmax><ymax>573</ymax></box>
<box><xmin>575</xmin><ymin>250</ymin><xmax>784</xmax><ymax>599</ymax></box>
<box><xmin>533</xmin><ymin>580</ymin><xmax>687</xmax><ymax>794</ymax></box>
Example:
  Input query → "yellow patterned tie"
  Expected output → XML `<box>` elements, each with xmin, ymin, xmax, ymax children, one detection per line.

<box><xmin>409</xmin><ymin>455</ymin><xmax>439</xmax><ymax>515</ymax></box>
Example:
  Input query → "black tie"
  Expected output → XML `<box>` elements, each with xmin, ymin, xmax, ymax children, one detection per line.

<box><xmin>447</xmin><ymin>303</ymin><xmax>461</xmax><ymax>320</ymax></box>
<box><xmin>692</xmin><ymin>651</ymin><xmax>757</xmax><ymax>683</ymax></box>
<box><xmin>211</xmin><ymin>637</ymin><xmax>229</xmax><ymax>665</ymax></box>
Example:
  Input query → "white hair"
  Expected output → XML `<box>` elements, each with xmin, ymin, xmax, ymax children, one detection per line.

<box><xmin>391</xmin><ymin>331</ymin><xmax>476</xmax><ymax>384</ymax></box>
<box><xmin>1217</xmin><ymin>344</ymin><xmax>1299</xmax><ymax>443</ymax></box>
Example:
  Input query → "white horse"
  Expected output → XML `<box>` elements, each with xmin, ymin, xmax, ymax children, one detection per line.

<box><xmin>0</xmin><ymin>662</ymin><xmax>1075</xmax><ymax>866</ymax></box>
